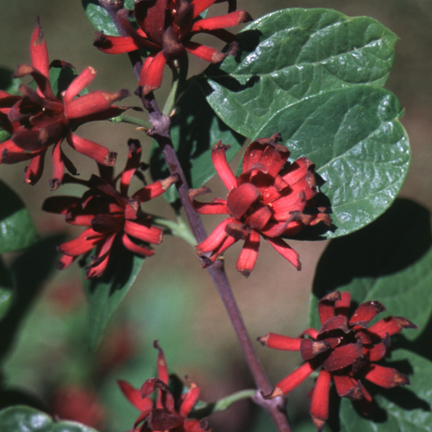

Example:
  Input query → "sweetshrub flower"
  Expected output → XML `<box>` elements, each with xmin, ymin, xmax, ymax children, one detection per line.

<box><xmin>43</xmin><ymin>139</ymin><xmax>177</xmax><ymax>278</ymax></box>
<box><xmin>0</xmin><ymin>22</ymin><xmax>131</xmax><ymax>189</ymax></box>
<box><xmin>190</xmin><ymin>134</ymin><xmax>331</xmax><ymax>275</ymax></box>
<box><xmin>119</xmin><ymin>341</ymin><xmax>211</xmax><ymax>432</ymax></box>
<box><xmin>94</xmin><ymin>0</ymin><xmax>252</xmax><ymax>94</ymax></box>
<box><xmin>259</xmin><ymin>291</ymin><xmax>417</xmax><ymax>431</ymax></box>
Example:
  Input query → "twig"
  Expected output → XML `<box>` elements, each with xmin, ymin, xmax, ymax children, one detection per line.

<box><xmin>98</xmin><ymin>2</ymin><xmax>291</xmax><ymax>430</ymax></box>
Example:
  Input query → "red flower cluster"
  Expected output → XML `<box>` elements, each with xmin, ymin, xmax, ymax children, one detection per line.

<box><xmin>259</xmin><ymin>291</ymin><xmax>417</xmax><ymax>431</ymax></box>
<box><xmin>190</xmin><ymin>134</ymin><xmax>331</xmax><ymax>276</ymax></box>
<box><xmin>0</xmin><ymin>22</ymin><xmax>130</xmax><ymax>189</ymax></box>
<box><xmin>43</xmin><ymin>140</ymin><xmax>177</xmax><ymax>278</ymax></box>
<box><xmin>94</xmin><ymin>0</ymin><xmax>252</xmax><ymax>94</ymax></box>
<box><xmin>50</xmin><ymin>385</ymin><xmax>106</xmax><ymax>430</ymax></box>
<box><xmin>119</xmin><ymin>341</ymin><xmax>210</xmax><ymax>432</ymax></box>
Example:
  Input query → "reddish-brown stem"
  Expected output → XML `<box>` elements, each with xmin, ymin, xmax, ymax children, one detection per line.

<box><xmin>98</xmin><ymin>1</ymin><xmax>291</xmax><ymax>430</ymax></box>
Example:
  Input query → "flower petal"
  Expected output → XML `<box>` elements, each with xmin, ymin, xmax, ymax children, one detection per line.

<box><xmin>310</xmin><ymin>369</ymin><xmax>331</xmax><ymax>432</ymax></box>
<box><xmin>118</xmin><ymin>380</ymin><xmax>153</xmax><ymax>411</ymax></box>
<box><xmin>236</xmin><ymin>230</ymin><xmax>260</xmax><ymax>276</ymax></box>
<box><xmin>94</xmin><ymin>33</ymin><xmax>143</xmax><ymax>54</ymax></box>
<box><xmin>195</xmin><ymin>217</ymin><xmax>235</xmax><ymax>254</ymax></box>
<box><xmin>57</xmin><ymin>229</ymin><xmax>103</xmax><ymax>257</ymax></box>
<box><xmin>364</xmin><ymin>364</ymin><xmax>409</xmax><ymax>388</ymax></box>
<box><xmin>317</xmin><ymin>291</ymin><xmax>341</xmax><ymax>325</ymax></box>
<box><xmin>24</xmin><ymin>152</ymin><xmax>45</xmax><ymax>185</ymax></box>
<box><xmin>133</xmin><ymin>175</ymin><xmax>178</xmax><ymax>202</ymax></box>
<box><xmin>190</xmin><ymin>10</ymin><xmax>252</xmax><ymax>32</ymax></box>
<box><xmin>300</xmin><ymin>339</ymin><xmax>331</xmax><ymax>361</ymax></box>
<box><xmin>333</xmin><ymin>375</ymin><xmax>363</xmax><ymax>400</ymax></box>
<box><xmin>66</xmin><ymin>133</ymin><xmax>116</xmax><ymax>166</ymax></box>
<box><xmin>180</xmin><ymin>381</ymin><xmax>200</xmax><ymax>417</ymax></box>
<box><xmin>258</xmin><ymin>333</ymin><xmax>302</xmax><ymax>351</ymax></box>
<box><xmin>122</xmin><ymin>234</ymin><xmax>155</xmax><ymax>257</ymax></box>
<box><xmin>185</xmin><ymin>41</ymin><xmax>226</xmax><ymax>63</ymax></box>
<box><xmin>120</xmin><ymin>139</ymin><xmax>141</xmax><ymax>195</ymax></box>
<box><xmin>211</xmin><ymin>141</ymin><xmax>237</xmax><ymax>190</ymax></box>
<box><xmin>368</xmin><ymin>316</ymin><xmax>417</xmax><ymax>339</ymax></box>
<box><xmin>322</xmin><ymin>342</ymin><xmax>363</xmax><ymax>372</ymax></box>
<box><xmin>227</xmin><ymin>183</ymin><xmax>261</xmax><ymax>220</ymax></box>
<box><xmin>267</xmin><ymin>362</ymin><xmax>315</xmax><ymax>397</ymax></box>
<box><xmin>124</xmin><ymin>220</ymin><xmax>163</xmax><ymax>245</ymax></box>
<box><xmin>30</xmin><ymin>22</ymin><xmax>50</xmax><ymax>82</ymax></box>
<box><xmin>154</xmin><ymin>341</ymin><xmax>169</xmax><ymax>384</ymax></box>
<box><xmin>266</xmin><ymin>237</ymin><xmax>300</xmax><ymax>270</ymax></box>
<box><xmin>65</xmin><ymin>89</ymin><xmax>129</xmax><ymax>120</ymax></box>
<box><xmin>349</xmin><ymin>301</ymin><xmax>385</xmax><ymax>327</ymax></box>
<box><xmin>140</xmin><ymin>51</ymin><xmax>167</xmax><ymax>95</ymax></box>
<box><xmin>63</xmin><ymin>66</ymin><xmax>96</xmax><ymax>104</ymax></box>
<box><xmin>191</xmin><ymin>0</ymin><xmax>218</xmax><ymax>18</ymax></box>
<box><xmin>49</xmin><ymin>141</ymin><xmax>64</xmax><ymax>191</ymax></box>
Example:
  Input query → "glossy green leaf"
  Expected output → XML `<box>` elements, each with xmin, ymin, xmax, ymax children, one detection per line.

<box><xmin>339</xmin><ymin>350</ymin><xmax>432</xmax><ymax>432</ymax></box>
<box><xmin>261</xmin><ymin>86</ymin><xmax>409</xmax><ymax>238</ymax></box>
<box><xmin>0</xmin><ymin>179</ymin><xmax>38</xmax><ymax>254</ymax></box>
<box><xmin>83</xmin><ymin>244</ymin><xmax>145</xmax><ymax>349</ymax></box>
<box><xmin>0</xmin><ymin>406</ymin><xmax>99</xmax><ymax>432</ymax></box>
<box><xmin>310</xmin><ymin>199</ymin><xmax>432</xmax><ymax>344</ymax></box>
<box><xmin>198</xmin><ymin>8</ymin><xmax>409</xmax><ymax>237</ymax></box>
<box><xmin>0</xmin><ymin>258</ymin><xmax>14</xmax><ymax>320</ymax></box>
<box><xmin>81</xmin><ymin>0</ymin><xmax>135</xmax><ymax>36</ymax></box>
<box><xmin>151</xmin><ymin>79</ymin><xmax>244</xmax><ymax>203</ymax></box>
<box><xmin>202</xmin><ymin>8</ymin><xmax>398</xmax><ymax>136</ymax></box>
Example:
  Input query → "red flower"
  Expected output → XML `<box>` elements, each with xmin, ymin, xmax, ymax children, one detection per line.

<box><xmin>190</xmin><ymin>133</ymin><xmax>331</xmax><ymax>276</ymax></box>
<box><xmin>94</xmin><ymin>0</ymin><xmax>252</xmax><ymax>94</ymax></box>
<box><xmin>258</xmin><ymin>291</ymin><xmax>417</xmax><ymax>431</ymax></box>
<box><xmin>43</xmin><ymin>139</ymin><xmax>177</xmax><ymax>278</ymax></box>
<box><xmin>0</xmin><ymin>21</ymin><xmax>132</xmax><ymax>189</ymax></box>
<box><xmin>50</xmin><ymin>385</ymin><xmax>106</xmax><ymax>430</ymax></box>
<box><xmin>119</xmin><ymin>341</ymin><xmax>211</xmax><ymax>432</ymax></box>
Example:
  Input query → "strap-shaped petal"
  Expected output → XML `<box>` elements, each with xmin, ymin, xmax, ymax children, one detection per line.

<box><xmin>190</xmin><ymin>10</ymin><xmax>252</xmax><ymax>32</ymax></box>
<box><xmin>258</xmin><ymin>333</ymin><xmax>302</xmax><ymax>351</ymax></box>
<box><xmin>66</xmin><ymin>133</ymin><xmax>116</xmax><ymax>166</ymax></box>
<box><xmin>124</xmin><ymin>220</ymin><xmax>163</xmax><ymax>245</ymax></box>
<box><xmin>266</xmin><ymin>237</ymin><xmax>300</xmax><ymax>270</ymax></box>
<box><xmin>310</xmin><ymin>369</ymin><xmax>331</xmax><ymax>432</ymax></box>
<box><xmin>368</xmin><ymin>316</ymin><xmax>417</xmax><ymax>338</ymax></box>
<box><xmin>211</xmin><ymin>141</ymin><xmax>237</xmax><ymax>190</ymax></box>
<box><xmin>364</xmin><ymin>364</ymin><xmax>409</xmax><ymax>388</ymax></box>
<box><xmin>118</xmin><ymin>380</ymin><xmax>153</xmax><ymax>411</ymax></box>
<box><xmin>63</xmin><ymin>67</ymin><xmax>96</xmax><ymax>104</ymax></box>
<box><xmin>236</xmin><ymin>230</ymin><xmax>260</xmax><ymax>277</ymax></box>
<box><xmin>267</xmin><ymin>361</ymin><xmax>315</xmax><ymax>397</ymax></box>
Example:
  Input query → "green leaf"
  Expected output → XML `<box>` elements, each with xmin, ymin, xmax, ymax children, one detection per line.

<box><xmin>150</xmin><ymin>78</ymin><xmax>244</xmax><ymax>203</ymax></box>
<box><xmin>310</xmin><ymin>199</ymin><xmax>432</xmax><ymax>349</ymax></box>
<box><xmin>198</xmin><ymin>8</ymin><xmax>409</xmax><ymax>237</ymax></box>
<box><xmin>191</xmin><ymin>389</ymin><xmax>256</xmax><ymax>417</ymax></box>
<box><xmin>0</xmin><ymin>179</ymin><xmax>38</xmax><ymax>254</ymax></box>
<box><xmin>0</xmin><ymin>258</ymin><xmax>14</xmax><ymax>320</ymax></box>
<box><xmin>339</xmin><ymin>350</ymin><xmax>432</xmax><ymax>432</ymax></box>
<box><xmin>0</xmin><ymin>406</ymin><xmax>99</xmax><ymax>432</ymax></box>
<box><xmin>261</xmin><ymin>86</ymin><xmax>409</xmax><ymax>238</ymax></box>
<box><xmin>48</xmin><ymin>64</ymin><xmax>82</xmax><ymax>99</ymax></box>
<box><xmin>81</xmin><ymin>0</ymin><xmax>135</xmax><ymax>36</ymax></box>
<box><xmin>202</xmin><ymin>8</ymin><xmax>398</xmax><ymax>136</ymax></box>
<box><xmin>0</xmin><ymin>235</ymin><xmax>64</xmax><ymax>362</ymax></box>
<box><xmin>0</xmin><ymin>67</ymin><xmax>20</xmax><ymax>94</ymax></box>
<box><xmin>83</xmin><ymin>244</ymin><xmax>145</xmax><ymax>349</ymax></box>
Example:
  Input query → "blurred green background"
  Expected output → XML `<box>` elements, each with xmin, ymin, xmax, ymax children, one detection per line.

<box><xmin>1</xmin><ymin>1</ymin><xmax>431</xmax><ymax>431</ymax></box>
